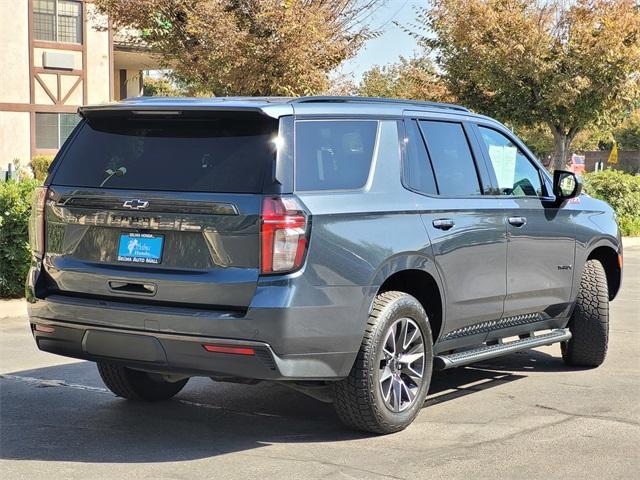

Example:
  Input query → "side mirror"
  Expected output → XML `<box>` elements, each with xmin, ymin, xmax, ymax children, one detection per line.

<box><xmin>553</xmin><ymin>170</ymin><xmax>582</xmax><ymax>204</ymax></box>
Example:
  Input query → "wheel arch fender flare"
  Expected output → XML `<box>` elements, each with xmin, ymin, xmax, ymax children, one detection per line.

<box><xmin>359</xmin><ymin>252</ymin><xmax>446</xmax><ymax>339</ymax></box>
<box><xmin>582</xmin><ymin>236</ymin><xmax>622</xmax><ymax>300</ymax></box>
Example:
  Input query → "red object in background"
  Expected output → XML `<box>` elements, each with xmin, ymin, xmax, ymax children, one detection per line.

<box><xmin>569</xmin><ymin>154</ymin><xmax>585</xmax><ymax>174</ymax></box>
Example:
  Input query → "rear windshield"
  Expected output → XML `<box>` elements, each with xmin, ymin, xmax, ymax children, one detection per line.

<box><xmin>51</xmin><ymin>113</ymin><xmax>278</xmax><ymax>193</ymax></box>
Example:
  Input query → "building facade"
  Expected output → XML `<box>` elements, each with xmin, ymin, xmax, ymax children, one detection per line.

<box><xmin>0</xmin><ymin>0</ymin><xmax>158</xmax><ymax>173</ymax></box>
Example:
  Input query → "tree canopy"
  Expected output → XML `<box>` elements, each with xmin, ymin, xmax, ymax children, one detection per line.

<box><xmin>357</xmin><ymin>56</ymin><xmax>451</xmax><ymax>102</ymax></box>
<box><xmin>415</xmin><ymin>0</ymin><xmax>640</xmax><ymax>170</ymax></box>
<box><xmin>96</xmin><ymin>0</ymin><xmax>384</xmax><ymax>96</ymax></box>
<box><xmin>615</xmin><ymin>109</ymin><xmax>640</xmax><ymax>150</ymax></box>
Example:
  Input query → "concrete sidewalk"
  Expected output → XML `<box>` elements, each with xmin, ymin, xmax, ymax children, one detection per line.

<box><xmin>623</xmin><ymin>236</ymin><xmax>640</xmax><ymax>248</ymax></box>
<box><xmin>0</xmin><ymin>298</ymin><xmax>26</xmax><ymax>319</ymax></box>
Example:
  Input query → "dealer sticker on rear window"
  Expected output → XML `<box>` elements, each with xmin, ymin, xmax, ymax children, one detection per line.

<box><xmin>117</xmin><ymin>233</ymin><xmax>164</xmax><ymax>264</ymax></box>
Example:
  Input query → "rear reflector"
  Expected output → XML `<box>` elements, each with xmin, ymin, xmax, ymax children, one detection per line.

<box><xmin>202</xmin><ymin>344</ymin><xmax>255</xmax><ymax>356</ymax></box>
<box><xmin>34</xmin><ymin>324</ymin><xmax>55</xmax><ymax>333</ymax></box>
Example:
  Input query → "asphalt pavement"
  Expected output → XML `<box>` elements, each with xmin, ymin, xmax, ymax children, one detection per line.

<box><xmin>1</xmin><ymin>243</ymin><xmax>638</xmax><ymax>479</ymax></box>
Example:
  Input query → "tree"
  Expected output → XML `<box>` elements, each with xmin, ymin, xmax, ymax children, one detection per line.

<box><xmin>615</xmin><ymin>109</ymin><xmax>640</xmax><ymax>150</ymax></box>
<box><xmin>357</xmin><ymin>56</ymin><xmax>451</xmax><ymax>102</ymax></box>
<box><xmin>514</xmin><ymin>124</ymin><xmax>555</xmax><ymax>161</ymax></box>
<box><xmin>572</xmin><ymin>127</ymin><xmax>614</xmax><ymax>152</ymax></box>
<box><xmin>414</xmin><ymin>0</ymin><xmax>640</xmax><ymax>170</ymax></box>
<box><xmin>95</xmin><ymin>0</ymin><xmax>384</xmax><ymax>96</ymax></box>
<box><xmin>143</xmin><ymin>76</ymin><xmax>183</xmax><ymax>96</ymax></box>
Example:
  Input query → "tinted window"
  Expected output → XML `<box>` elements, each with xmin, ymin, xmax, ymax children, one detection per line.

<box><xmin>478</xmin><ymin>126</ymin><xmax>543</xmax><ymax>197</ymax></box>
<box><xmin>418</xmin><ymin>121</ymin><xmax>481</xmax><ymax>196</ymax></box>
<box><xmin>403</xmin><ymin>119</ymin><xmax>437</xmax><ymax>195</ymax></box>
<box><xmin>52</xmin><ymin>114</ymin><xmax>278</xmax><ymax>193</ymax></box>
<box><xmin>295</xmin><ymin>120</ymin><xmax>377</xmax><ymax>191</ymax></box>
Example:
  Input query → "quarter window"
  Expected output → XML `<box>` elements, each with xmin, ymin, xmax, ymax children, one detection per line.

<box><xmin>35</xmin><ymin>113</ymin><xmax>80</xmax><ymax>149</ymax></box>
<box><xmin>34</xmin><ymin>0</ymin><xmax>82</xmax><ymax>44</ymax></box>
<box><xmin>478</xmin><ymin>126</ymin><xmax>543</xmax><ymax>197</ymax></box>
<box><xmin>295</xmin><ymin>120</ymin><xmax>378</xmax><ymax>191</ymax></box>
<box><xmin>418</xmin><ymin>120</ymin><xmax>482</xmax><ymax>196</ymax></box>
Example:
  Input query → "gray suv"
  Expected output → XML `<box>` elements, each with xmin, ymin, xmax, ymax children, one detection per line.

<box><xmin>27</xmin><ymin>96</ymin><xmax>622</xmax><ymax>434</ymax></box>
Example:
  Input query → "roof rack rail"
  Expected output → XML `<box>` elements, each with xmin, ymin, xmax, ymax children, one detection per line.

<box><xmin>291</xmin><ymin>96</ymin><xmax>469</xmax><ymax>112</ymax></box>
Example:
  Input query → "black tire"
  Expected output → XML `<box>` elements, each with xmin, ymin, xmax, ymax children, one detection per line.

<box><xmin>332</xmin><ymin>291</ymin><xmax>433</xmax><ymax>434</ymax></box>
<box><xmin>561</xmin><ymin>259</ymin><xmax>609</xmax><ymax>367</ymax></box>
<box><xmin>97</xmin><ymin>362</ymin><xmax>189</xmax><ymax>401</ymax></box>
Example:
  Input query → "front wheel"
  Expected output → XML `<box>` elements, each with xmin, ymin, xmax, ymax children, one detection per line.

<box><xmin>332</xmin><ymin>291</ymin><xmax>433</xmax><ymax>434</ymax></box>
<box><xmin>561</xmin><ymin>259</ymin><xmax>609</xmax><ymax>367</ymax></box>
<box><xmin>97</xmin><ymin>362</ymin><xmax>189</xmax><ymax>401</ymax></box>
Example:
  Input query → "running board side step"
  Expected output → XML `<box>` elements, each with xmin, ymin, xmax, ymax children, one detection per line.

<box><xmin>434</xmin><ymin>328</ymin><xmax>572</xmax><ymax>370</ymax></box>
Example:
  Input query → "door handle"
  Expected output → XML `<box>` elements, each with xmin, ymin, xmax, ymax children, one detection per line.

<box><xmin>508</xmin><ymin>216</ymin><xmax>527</xmax><ymax>227</ymax></box>
<box><xmin>433</xmin><ymin>218</ymin><xmax>455</xmax><ymax>230</ymax></box>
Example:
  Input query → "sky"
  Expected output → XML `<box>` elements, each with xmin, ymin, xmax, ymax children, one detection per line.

<box><xmin>338</xmin><ymin>0</ymin><xmax>423</xmax><ymax>82</ymax></box>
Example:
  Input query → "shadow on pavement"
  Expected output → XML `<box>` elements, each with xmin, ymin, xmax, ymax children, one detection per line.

<box><xmin>0</xmin><ymin>350</ymin><xmax>568</xmax><ymax>464</ymax></box>
<box><xmin>470</xmin><ymin>349</ymin><xmax>589</xmax><ymax>373</ymax></box>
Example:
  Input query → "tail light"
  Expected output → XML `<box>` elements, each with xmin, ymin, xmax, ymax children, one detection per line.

<box><xmin>261</xmin><ymin>196</ymin><xmax>309</xmax><ymax>274</ymax></box>
<box><xmin>29</xmin><ymin>186</ymin><xmax>49</xmax><ymax>257</ymax></box>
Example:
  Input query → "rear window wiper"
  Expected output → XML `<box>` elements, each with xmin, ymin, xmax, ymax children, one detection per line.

<box><xmin>100</xmin><ymin>167</ymin><xmax>127</xmax><ymax>187</ymax></box>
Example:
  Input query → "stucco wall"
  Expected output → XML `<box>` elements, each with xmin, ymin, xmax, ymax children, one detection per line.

<box><xmin>0</xmin><ymin>0</ymin><xmax>30</xmax><ymax>103</ymax></box>
<box><xmin>85</xmin><ymin>4</ymin><xmax>111</xmax><ymax>104</ymax></box>
<box><xmin>0</xmin><ymin>112</ymin><xmax>31</xmax><ymax>171</ymax></box>
<box><xmin>125</xmin><ymin>69</ymin><xmax>143</xmax><ymax>98</ymax></box>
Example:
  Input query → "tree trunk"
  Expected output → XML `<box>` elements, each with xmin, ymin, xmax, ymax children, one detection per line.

<box><xmin>550</xmin><ymin>127</ymin><xmax>575</xmax><ymax>172</ymax></box>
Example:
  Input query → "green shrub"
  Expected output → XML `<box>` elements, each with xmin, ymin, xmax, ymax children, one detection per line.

<box><xmin>583</xmin><ymin>170</ymin><xmax>640</xmax><ymax>236</ymax></box>
<box><xmin>0</xmin><ymin>179</ymin><xmax>39</xmax><ymax>297</ymax></box>
<box><xmin>30</xmin><ymin>155</ymin><xmax>55</xmax><ymax>182</ymax></box>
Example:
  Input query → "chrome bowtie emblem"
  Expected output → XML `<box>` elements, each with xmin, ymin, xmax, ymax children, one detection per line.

<box><xmin>122</xmin><ymin>199</ymin><xmax>149</xmax><ymax>210</ymax></box>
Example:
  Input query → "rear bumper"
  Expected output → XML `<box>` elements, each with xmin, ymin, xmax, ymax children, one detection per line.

<box><xmin>27</xmin><ymin>293</ymin><xmax>360</xmax><ymax>380</ymax></box>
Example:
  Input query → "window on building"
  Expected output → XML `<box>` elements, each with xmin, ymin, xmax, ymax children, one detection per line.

<box><xmin>418</xmin><ymin>120</ymin><xmax>482</xmax><ymax>196</ymax></box>
<box><xmin>36</xmin><ymin>113</ymin><xmax>80</xmax><ymax>149</ymax></box>
<box><xmin>478</xmin><ymin>126</ymin><xmax>544</xmax><ymax>197</ymax></box>
<box><xmin>33</xmin><ymin>0</ymin><xmax>55</xmax><ymax>41</ymax></box>
<box><xmin>34</xmin><ymin>0</ymin><xmax>82</xmax><ymax>44</ymax></box>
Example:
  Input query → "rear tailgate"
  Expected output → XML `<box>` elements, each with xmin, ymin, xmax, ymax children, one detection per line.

<box><xmin>40</xmin><ymin>110</ymin><xmax>280</xmax><ymax>309</ymax></box>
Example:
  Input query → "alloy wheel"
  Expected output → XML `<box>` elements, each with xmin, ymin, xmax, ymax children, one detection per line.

<box><xmin>378</xmin><ymin>317</ymin><xmax>426</xmax><ymax>412</ymax></box>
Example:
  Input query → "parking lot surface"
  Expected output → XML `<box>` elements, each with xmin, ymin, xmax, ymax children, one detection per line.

<box><xmin>1</xmin><ymin>244</ymin><xmax>638</xmax><ymax>480</ymax></box>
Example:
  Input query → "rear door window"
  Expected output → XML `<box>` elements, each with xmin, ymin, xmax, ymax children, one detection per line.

<box><xmin>403</xmin><ymin>119</ymin><xmax>438</xmax><ymax>195</ymax></box>
<box><xmin>295</xmin><ymin>120</ymin><xmax>378</xmax><ymax>191</ymax></box>
<box><xmin>418</xmin><ymin>120</ymin><xmax>482</xmax><ymax>196</ymax></box>
<box><xmin>51</xmin><ymin>113</ymin><xmax>278</xmax><ymax>193</ymax></box>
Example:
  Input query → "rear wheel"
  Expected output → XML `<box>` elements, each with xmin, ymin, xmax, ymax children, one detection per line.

<box><xmin>332</xmin><ymin>291</ymin><xmax>433</xmax><ymax>434</ymax></box>
<box><xmin>561</xmin><ymin>259</ymin><xmax>609</xmax><ymax>367</ymax></box>
<box><xmin>97</xmin><ymin>362</ymin><xmax>189</xmax><ymax>401</ymax></box>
